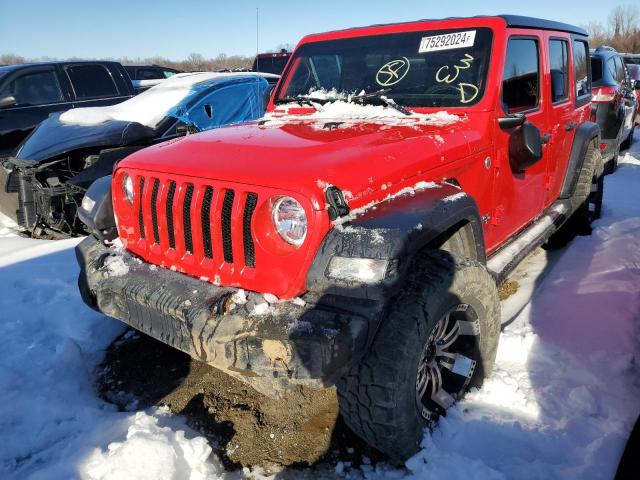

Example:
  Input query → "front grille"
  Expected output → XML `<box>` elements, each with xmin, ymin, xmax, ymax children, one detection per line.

<box><xmin>135</xmin><ymin>175</ymin><xmax>259</xmax><ymax>270</ymax></box>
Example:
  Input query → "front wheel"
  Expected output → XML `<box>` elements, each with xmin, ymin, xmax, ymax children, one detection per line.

<box><xmin>337</xmin><ymin>250</ymin><xmax>501</xmax><ymax>461</ymax></box>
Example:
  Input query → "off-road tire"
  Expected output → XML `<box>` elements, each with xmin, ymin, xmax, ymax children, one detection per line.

<box><xmin>546</xmin><ymin>143</ymin><xmax>604</xmax><ymax>248</ymax></box>
<box><xmin>336</xmin><ymin>250</ymin><xmax>500</xmax><ymax>461</ymax></box>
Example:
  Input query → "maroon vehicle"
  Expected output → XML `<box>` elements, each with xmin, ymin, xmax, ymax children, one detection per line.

<box><xmin>76</xmin><ymin>15</ymin><xmax>603</xmax><ymax>460</ymax></box>
<box><xmin>251</xmin><ymin>50</ymin><xmax>291</xmax><ymax>75</ymax></box>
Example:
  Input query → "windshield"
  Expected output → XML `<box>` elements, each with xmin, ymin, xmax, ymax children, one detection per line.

<box><xmin>276</xmin><ymin>27</ymin><xmax>493</xmax><ymax>108</ymax></box>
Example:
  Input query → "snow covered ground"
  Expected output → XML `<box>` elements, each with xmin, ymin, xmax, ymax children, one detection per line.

<box><xmin>1</xmin><ymin>135</ymin><xmax>639</xmax><ymax>479</ymax></box>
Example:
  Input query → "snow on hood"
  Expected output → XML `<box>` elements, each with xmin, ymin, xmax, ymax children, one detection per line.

<box><xmin>265</xmin><ymin>88</ymin><xmax>462</xmax><ymax>127</ymax></box>
<box><xmin>59</xmin><ymin>72</ymin><xmax>272</xmax><ymax>129</ymax></box>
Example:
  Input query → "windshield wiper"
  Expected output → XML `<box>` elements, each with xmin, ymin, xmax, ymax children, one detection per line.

<box><xmin>350</xmin><ymin>89</ymin><xmax>413</xmax><ymax>116</ymax></box>
<box><xmin>275</xmin><ymin>95</ymin><xmax>331</xmax><ymax>106</ymax></box>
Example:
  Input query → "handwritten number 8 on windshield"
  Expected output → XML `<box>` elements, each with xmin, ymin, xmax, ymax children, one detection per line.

<box><xmin>435</xmin><ymin>54</ymin><xmax>479</xmax><ymax>104</ymax></box>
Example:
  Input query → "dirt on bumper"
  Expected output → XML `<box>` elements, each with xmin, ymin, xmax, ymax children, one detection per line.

<box><xmin>76</xmin><ymin>236</ymin><xmax>376</xmax><ymax>398</ymax></box>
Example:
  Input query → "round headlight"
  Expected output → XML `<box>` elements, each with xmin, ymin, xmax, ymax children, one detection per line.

<box><xmin>122</xmin><ymin>173</ymin><xmax>134</xmax><ymax>204</ymax></box>
<box><xmin>272</xmin><ymin>196</ymin><xmax>307</xmax><ymax>246</ymax></box>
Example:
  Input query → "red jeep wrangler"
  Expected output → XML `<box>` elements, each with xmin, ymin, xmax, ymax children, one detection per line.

<box><xmin>76</xmin><ymin>15</ymin><xmax>602</xmax><ymax>460</ymax></box>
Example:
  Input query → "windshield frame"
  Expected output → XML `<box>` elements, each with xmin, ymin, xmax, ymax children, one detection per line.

<box><xmin>273</xmin><ymin>26</ymin><xmax>494</xmax><ymax>110</ymax></box>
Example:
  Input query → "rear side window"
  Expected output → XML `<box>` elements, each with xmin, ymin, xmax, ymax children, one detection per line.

<box><xmin>549</xmin><ymin>39</ymin><xmax>569</xmax><ymax>102</ymax></box>
<box><xmin>591</xmin><ymin>57</ymin><xmax>603</xmax><ymax>84</ymax></box>
<box><xmin>572</xmin><ymin>40</ymin><xmax>590</xmax><ymax>97</ymax></box>
<box><xmin>502</xmin><ymin>38</ymin><xmax>539</xmax><ymax>113</ymax></box>
<box><xmin>0</xmin><ymin>70</ymin><xmax>64</xmax><ymax>106</ymax></box>
<box><xmin>615</xmin><ymin>57</ymin><xmax>627</xmax><ymax>84</ymax></box>
<box><xmin>66</xmin><ymin>65</ymin><xmax>118</xmax><ymax>99</ymax></box>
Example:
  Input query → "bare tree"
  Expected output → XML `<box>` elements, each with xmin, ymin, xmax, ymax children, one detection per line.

<box><xmin>585</xmin><ymin>4</ymin><xmax>640</xmax><ymax>52</ymax></box>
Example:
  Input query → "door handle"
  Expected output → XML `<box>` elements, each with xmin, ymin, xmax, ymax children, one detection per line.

<box><xmin>541</xmin><ymin>133</ymin><xmax>553</xmax><ymax>144</ymax></box>
<box><xmin>565</xmin><ymin>121</ymin><xmax>577</xmax><ymax>131</ymax></box>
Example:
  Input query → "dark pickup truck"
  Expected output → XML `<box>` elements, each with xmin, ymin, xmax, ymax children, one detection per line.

<box><xmin>0</xmin><ymin>61</ymin><xmax>135</xmax><ymax>157</ymax></box>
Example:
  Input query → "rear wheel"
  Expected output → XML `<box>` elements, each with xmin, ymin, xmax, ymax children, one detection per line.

<box><xmin>337</xmin><ymin>250</ymin><xmax>500</xmax><ymax>461</ymax></box>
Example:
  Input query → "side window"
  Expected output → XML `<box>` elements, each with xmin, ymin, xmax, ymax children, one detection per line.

<box><xmin>66</xmin><ymin>65</ymin><xmax>119</xmax><ymax>99</ymax></box>
<box><xmin>138</xmin><ymin>68</ymin><xmax>163</xmax><ymax>80</ymax></box>
<box><xmin>169</xmin><ymin>82</ymin><xmax>264</xmax><ymax>133</ymax></box>
<box><xmin>549</xmin><ymin>39</ymin><xmax>569</xmax><ymax>102</ymax></box>
<box><xmin>163</xmin><ymin>70</ymin><xmax>177</xmax><ymax>78</ymax></box>
<box><xmin>572</xmin><ymin>40</ymin><xmax>590</xmax><ymax>98</ymax></box>
<box><xmin>614</xmin><ymin>57</ymin><xmax>626</xmax><ymax>84</ymax></box>
<box><xmin>502</xmin><ymin>38</ymin><xmax>540</xmax><ymax>113</ymax></box>
<box><xmin>285</xmin><ymin>55</ymin><xmax>342</xmax><ymax>95</ymax></box>
<box><xmin>607</xmin><ymin>58</ymin><xmax>618</xmax><ymax>82</ymax></box>
<box><xmin>0</xmin><ymin>70</ymin><xmax>64</xmax><ymax>106</ymax></box>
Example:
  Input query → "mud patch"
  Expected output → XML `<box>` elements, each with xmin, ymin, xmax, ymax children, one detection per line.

<box><xmin>97</xmin><ymin>329</ymin><xmax>380</xmax><ymax>472</ymax></box>
<box><xmin>498</xmin><ymin>279</ymin><xmax>520</xmax><ymax>301</ymax></box>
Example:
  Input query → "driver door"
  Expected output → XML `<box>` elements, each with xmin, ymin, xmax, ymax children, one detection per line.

<box><xmin>490</xmin><ymin>32</ymin><xmax>551</xmax><ymax>249</ymax></box>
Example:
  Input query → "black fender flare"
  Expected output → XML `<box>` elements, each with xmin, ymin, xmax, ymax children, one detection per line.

<box><xmin>560</xmin><ymin>121</ymin><xmax>601</xmax><ymax>199</ymax></box>
<box><xmin>306</xmin><ymin>183</ymin><xmax>485</xmax><ymax>300</ymax></box>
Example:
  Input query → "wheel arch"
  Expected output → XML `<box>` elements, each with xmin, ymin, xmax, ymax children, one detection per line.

<box><xmin>560</xmin><ymin>121</ymin><xmax>602</xmax><ymax>199</ymax></box>
<box><xmin>306</xmin><ymin>183</ymin><xmax>486</xmax><ymax>300</ymax></box>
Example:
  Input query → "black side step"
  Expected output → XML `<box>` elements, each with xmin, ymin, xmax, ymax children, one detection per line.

<box><xmin>486</xmin><ymin>200</ymin><xmax>571</xmax><ymax>284</ymax></box>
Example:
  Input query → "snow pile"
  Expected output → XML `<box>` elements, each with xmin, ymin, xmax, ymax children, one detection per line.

<box><xmin>80</xmin><ymin>408</ymin><xmax>223</xmax><ymax>480</ymax></box>
<box><xmin>0</xmin><ymin>211</ymin><xmax>20</xmax><ymax>237</ymax></box>
<box><xmin>102</xmin><ymin>255</ymin><xmax>129</xmax><ymax>277</ymax></box>
<box><xmin>59</xmin><ymin>72</ymin><xmax>268</xmax><ymax>129</ymax></box>
<box><xmin>266</xmin><ymin>89</ymin><xmax>461</xmax><ymax>127</ymax></box>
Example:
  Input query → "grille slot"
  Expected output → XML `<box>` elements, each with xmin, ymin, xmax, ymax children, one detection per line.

<box><xmin>151</xmin><ymin>179</ymin><xmax>160</xmax><ymax>244</ymax></box>
<box><xmin>166</xmin><ymin>181</ymin><xmax>176</xmax><ymax>249</ymax></box>
<box><xmin>221</xmin><ymin>190</ymin><xmax>235</xmax><ymax>263</ymax></box>
<box><xmin>132</xmin><ymin>176</ymin><xmax>261</xmax><ymax>272</ymax></box>
<box><xmin>201</xmin><ymin>187</ymin><xmax>214</xmax><ymax>259</ymax></box>
<box><xmin>183</xmin><ymin>184</ymin><xmax>194</xmax><ymax>254</ymax></box>
<box><xmin>243</xmin><ymin>193</ymin><xmax>258</xmax><ymax>268</ymax></box>
<box><xmin>138</xmin><ymin>177</ymin><xmax>145</xmax><ymax>239</ymax></box>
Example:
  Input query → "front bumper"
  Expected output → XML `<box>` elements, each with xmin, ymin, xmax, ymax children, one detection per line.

<box><xmin>76</xmin><ymin>236</ymin><xmax>378</xmax><ymax>397</ymax></box>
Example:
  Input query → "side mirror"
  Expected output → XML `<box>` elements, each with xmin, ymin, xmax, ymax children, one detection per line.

<box><xmin>0</xmin><ymin>95</ymin><xmax>17</xmax><ymax>109</ymax></box>
<box><xmin>634</xmin><ymin>80</ymin><xmax>640</xmax><ymax>91</ymax></box>
<box><xmin>509</xmin><ymin>121</ymin><xmax>543</xmax><ymax>172</ymax></box>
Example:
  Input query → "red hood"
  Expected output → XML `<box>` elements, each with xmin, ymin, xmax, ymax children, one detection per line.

<box><xmin>119</xmin><ymin>111</ymin><xmax>493</xmax><ymax>210</ymax></box>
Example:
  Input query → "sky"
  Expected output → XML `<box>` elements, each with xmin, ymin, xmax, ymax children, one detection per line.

<box><xmin>0</xmin><ymin>0</ymin><xmax>627</xmax><ymax>60</ymax></box>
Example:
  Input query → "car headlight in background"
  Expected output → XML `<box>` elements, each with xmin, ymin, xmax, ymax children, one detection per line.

<box><xmin>272</xmin><ymin>196</ymin><xmax>307</xmax><ymax>246</ymax></box>
<box><xmin>122</xmin><ymin>173</ymin><xmax>134</xmax><ymax>204</ymax></box>
<box><xmin>80</xmin><ymin>194</ymin><xmax>96</xmax><ymax>213</ymax></box>
<box><xmin>327</xmin><ymin>257</ymin><xmax>389</xmax><ymax>284</ymax></box>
